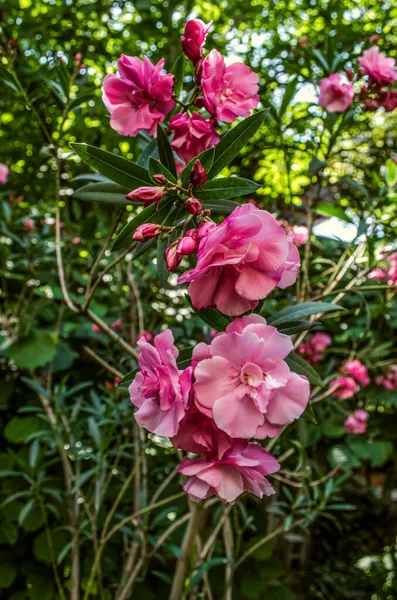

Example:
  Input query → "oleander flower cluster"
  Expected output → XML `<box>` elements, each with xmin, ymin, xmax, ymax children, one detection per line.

<box><xmin>129</xmin><ymin>314</ymin><xmax>311</xmax><ymax>503</ymax></box>
<box><xmin>331</xmin><ymin>358</ymin><xmax>370</xmax><ymax>400</ymax></box>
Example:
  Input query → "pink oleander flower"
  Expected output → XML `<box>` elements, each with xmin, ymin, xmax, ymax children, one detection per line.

<box><xmin>311</xmin><ymin>332</ymin><xmax>332</xmax><ymax>353</ymax></box>
<box><xmin>178</xmin><ymin>204</ymin><xmax>300</xmax><ymax>317</ymax></box>
<box><xmin>92</xmin><ymin>324</ymin><xmax>101</xmax><ymax>333</ymax></box>
<box><xmin>319</xmin><ymin>74</ymin><xmax>354</xmax><ymax>112</ymax></box>
<box><xmin>25</xmin><ymin>218</ymin><xmax>34</xmax><ymax>232</ymax></box>
<box><xmin>129</xmin><ymin>330</ymin><xmax>192</xmax><ymax>437</ymax></box>
<box><xmin>192</xmin><ymin>314</ymin><xmax>310</xmax><ymax>439</ymax></box>
<box><xmin>344</xmin><ymin>359</ymin><xmax>370</xmax><ymax>387</ymax></box>
<box><xmin>359</xmin><ymin>47</ymin><xmax>397</xmax><ymax>85</ymax></box>
<box><xmin>368</xmin><ymin>267</ymin><xmax>386</xmax><ymax>282</ymax></box>
<box><xmin>0</xmin><ymin>163</ymin><xmax>9</xmax><ymax>184</ymax></box>
<box><xmin>139</xmin><ymin>329</ymin><xmax>153</xmax><ymax>343</ymax></box>
<box><xmin>179</xmin><ymin>438</ymin><xmax>280</xmax><ymax>502</ymax></box>
<box><xmin>201</xmin><ymin>49</ymin><xmax>259</xmax><ymax>123</ymax></box>
<box><xmin>292</xmin><ymin>225</ymin><xmax>309</xmax><ymax>247</ymax></box>
<box><xmin>181</xmin><ymin>19</ymin><xmax>212</xmax><ymax>64</ymax></box>
<box><xmin>102</xmin><ymin>55</ymin><xmax>175</xmax><ymax>137</ymax></box>
<box><xmin>111</xmin><ymin>319</ymin><xmax>123</xmax><ymax>331</ymax></box>
<box><xmin>169</xmin><ymin>112</ymin><xmax>220</xmax><ymax>164</ymax></box>
<box><xmin>331</xmin><ymin>376</ymin><xmax>359</xmax><ymax>400</ymax></box>
<box><xmin>126</xmin><ymin>186</ymin><xmax>166</xmax><ymax>206</ymax></box>
<box><xmin>344</xmin><ymin>409</ymin><xmax>369</xmax><ymax>435</ymax></box>
<box><xmin>165</xmin><ymin>241</ymin><xmax>183</xmax><ymax>271</ymax></box>
<box><xmin>376</xmin><ymin>365</ymin><xmax>397</xmax><ymax>390</ymax></box>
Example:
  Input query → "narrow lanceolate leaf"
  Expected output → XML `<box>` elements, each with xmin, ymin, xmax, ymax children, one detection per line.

<box><xmin>171</xmin><ymin>53</ymin><xmax>185</xmax><ymax>99</ymax></box>
<box><xmin>148</xmin><ymin>157</ymin><xmax>177</xmax><ymax>184</ymax></box>
<box><xmin>267</xmin><ymin>302</ymin><xmax>344</xmax><ymax>326</ymax></box>
<box><xmin>208</xmin><ymin>108</ymin><xmax>269</xmax><ymax>178</ymax></box>
<box><xmin>202</xmin><ymin>200</ymin><xmax>240</xmax><ymax>214</ymax></box>
<box><xmin>181</xmin><ymin>147</ymin><xmax>216</xmax><ymax>188</ymax></box>
<box><xmin>185</xmin><ymin>296</ymin><xmax>232</xmax><ymax>331</ymax></box>
<box><xmin>156</xmin><ymin>125</ymin><xmax>177</xmax><ymax>178</ymax></box>
<box><xmin>70</xmin><ymin>143</ymin><xmax>152</xmax><ymax>190</ymax></box>
<box><xmin>285</xmin><ymin>352</ymin><xmax>324</xmax><ymax>389</ymax></box>
<box><xmin>72</xmin><ymin>182</ymin><xmax>131</xmax><ymax>205</ymax></box>
<box><xmin>177</xmin><ymin>345</ymin><xmax>195</xmax><ymax>369</ymax></box>
<box><xmin>111</xmin><ymin>196</ymin><xmax>175</xmax><ymax>252</ymax></box>
<box><xmin>194</xmin><ymin>177</ymin><xmax>260</xmax><ymax>201</ymax></box>
<box><xmin>137</xmin><ymin>137</ymin><xmax>159</xmax><ymax>168</ymax></box>
<box><xmin>278</xmin><ymin>320</ymin><xmax>318</xmax><ymax>335</ymax></box>
<box><xmin>117</xmin><ymin>368</ymin><xmax>139</xmax><ymax>388</ymax></box>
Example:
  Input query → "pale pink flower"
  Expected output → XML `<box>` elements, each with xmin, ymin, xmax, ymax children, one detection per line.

<box><xmin>193</xmin><ymin>314</ymin><xmax>310</xmax><ymax>439</ymax></box>
<box><xmin>129</xmin><ymin>330</ymin><xmax>192</xmax><ymax>437</ymax></box>
<box><xmin>179</xmin><ymin>438</ymin><xmax>280</xmax><ymax>502</ymax></box>
<box><xmin>169</xmin><ymin>112</ymin><xmax>220</xmax><ymax>164</ymax></box>
<box><xmin>178</xmin><ymin>204</ymin><xmax>300</xmax><ymax>317</ymax></box>
<box><xmin>310</xmin><ymin>332</ymin><xmax>332</xmax><ymax>352</ymax></box>
<box><xmin>201</xmin><ymin>49</ymin><xmax>259</xmax><ymax>123</ymax></box>
<box><xmin>368</xmin><ymin>267</ymin><xmax>386</xmax><ymax>282</ymax></box>
<box><xmin>344</xmin><ymin>359</ymin><xmax>370</xmax><ymax>387</ymax></box>
<box><xmin>181</xmin><ymin>19</ymin><xmax>212</xmax><ymax>64</ymax></box>
<box><xmin>0</xmin><ymin>163</ymin><xmax>9</xmax><ymax>184</ymax></box>
<box><xmin>344</xmin><ymin>409</ymin><xmax>369</xmax><ymax>435</ymax></box>
<box><xmin>102</xmin><ymin>55</ymin><xmax>175</xmax><ymax>137</ymax></box>
<box><xmin>331</xmin><ymin>376</ymin><xmax>359</xmax><ymax>400</ymax></box>
<box><xmin>292</xmin><ymin>225</ymin><xmax>309</xmax><ymax>247</ymax></box>
<box><xmin>359</xmin><ymin>47</ymin><xmax>397</xmax><ymax>85</ymax></box>
<box><xmin>319</xmin><ymin>74</ymin><xmax>354</xmax><ymax>112</ymax></box>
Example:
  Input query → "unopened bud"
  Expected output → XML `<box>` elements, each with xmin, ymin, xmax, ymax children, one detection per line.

<box><xmin>74</xmin><ymin>52</ymin><xmax>83</xmax><ymax>64</ymax></box>
<box><xmin>190</xmin><ymin>160</ymin><xmax>207</xmax><ymax>187</ymax></box>
<box><xmin>132</xmin><ymin>223</ymin><xmax>162</xmax><ymax>242</ymax></box>
<box><xmin>345</xmin><ymin>69</ymin><xmax>354</xmax><ymax>81</ymax></box>
<box><xmin>370</xmin><ymin>34</ymin><xmax>380</xmax><ymax>43</ymax></box>
<box><xmin>165</xmin><ymin>241</ymin><xmax>183</xmax><ymax>271</ymax></box>
<box><xmin>184</xmin><ymin>197</ymin><xmax>202</xmax><ymax>215</ymax></box>
<box><xmin>197</xmin><ymin>221</ymin><xmax>216</xmax><ymax>239</ymax></box>
<box><xmin>152</xmin><ymin>173</ymin><xmax>168</xmax><ymax>185</ymax></box>
<box><xmin>177</xmin><ymin>236</ymin><xmax>197</xmax><ymax>255</ymax></box>
<box><xmin>126</xmin><ymin>186</ymin><xmax>166</xmax><ymax>206</ymax></box>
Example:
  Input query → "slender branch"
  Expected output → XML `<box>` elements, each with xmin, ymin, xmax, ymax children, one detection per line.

<box><xmin>86</xmin><ymin>308</ymin><xmax>138</xmax><ymax>360</ymax></box>
<box><xmin>223</xmin><ymin>515</ymin><xmax>234</xmax><ymax>600</ymax></box>
<box><xmin>84</xmin><ymin>247</ymin><xmax>131</xmax><ymax>310</ymax></box>
<box><xmin>150</xmin><ymin>464</ymin><xmax>180</xmax><ymax>505</ymax></box>
<box><xmin>83</xmin><ymin>346</ymin><xmax>124</xmax><ymax>379</ymax></box>
<box><xmin>199</xmin><ymin>505</ymin><xmax>233</xmax><ymax>561</ymax></box>
<box><xmin>169</xmin><ymin>502</ymin><xmax>202</xmax><ymax>600</ymax></box>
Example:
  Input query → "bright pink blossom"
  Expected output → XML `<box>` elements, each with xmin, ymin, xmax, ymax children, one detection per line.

<box><xmin>169</xmin><ymin>112</ymin><xmax>220</xmax><ymax>164</ymax></box>
<box><xmin>129</xmin><ymin>330</ymin><xmax>192</xmax><ymax>437</ymax></box>
<box><xmin>192</xmin><ymin>314</ymin><xmax>310</xmax><ymax>439</ymax></box>
<box><xmin>344</xmin><ymin>359</ymin><xmax>370</xmax><ymax>387</ymax></box>
<box><xmin>319</xmin><ymin>74</ymin><xmax>354</xmax><ymax>112</ymax></box>
<box><xmin>292</xmin><ymin>225</ymin><xmax>309</xmax><ymax>247</ymax></box>
<box><xmin>179</xmin><ymin>438</ymin><xmax>280</xmax><ymax>502</ymax></box>
<box><xmin>102</xmin><ymin>55</ymin><xmax>175</xmax><ymax>137</ymax></box>
<box><xmin>344</xmin><ymin>409</ymin><xmax>369</xmax><ymax>435</ymax></box>
<box><xmin>178</xmin><ymin>204</ymin><xmax>300</xmax><ymax>317</ymax></box>
<box><xmin>0</xmin><ymin>163</ymin><xmax>9</xmax><ymax>184</ymax></box>
<box><xmin>359</xmin><ymin>47</ymin><xmax>397</xmax><ymax>85</ymax></box>
<box><xmin>311</xmin><ymin>332</ymin><xmax>332</xmax><ymax>352</ymax></box>
<box><xmin>331</xmin><ymin>376</ymin><xmax>359</xmax><ymax>400</ymax></box>
<box><xmin>201</xmin><ymin>49</ymin><xmax>259</xmax><ymax>123</ymax></box>
<box><xmin>181</xmin><ymin>19</ymin><xmax>211</xmax><ymax>64</ymax></box>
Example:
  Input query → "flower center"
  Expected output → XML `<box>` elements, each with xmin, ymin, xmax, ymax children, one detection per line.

<box><xmin>241</xmin><ymin>362</ymin><xmax>263</xmax><ymax>388</ymax></box>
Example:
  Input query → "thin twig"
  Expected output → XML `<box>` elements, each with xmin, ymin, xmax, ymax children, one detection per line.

<box><xmin>83</xmin><ymin>346</ymin><xmax>123</xmax><ymax>379</ymax></box>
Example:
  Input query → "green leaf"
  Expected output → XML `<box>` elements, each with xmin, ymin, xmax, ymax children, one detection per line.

<box><xmin>312</xmin><ymin>48</ymin><xmax>330</xmax><ymax>72</ymax></box>
<box><xmin>181</xmin><ymin>147</ymin><xmax>216</xmax><ymax>188</ymax></box>
<box><xmin>188</xmin><ymin>558</ymin><xmax>230</xmax><ymax>591</ymax></box>
<box><xmin>201</xmin><ymin>200</ymin><xmax>240</xmax><ymax>214</ymax></box>
<box><xmin>4</xmin><ymin>417</ymin><xmax>43</xmax><ymax>444</ymax></box>
<box><xmin>29</xmin><ymin>439</ymin><xmax>40</xmax><ymax>468</ymax></box>
<box><xmin>9</xmin><ymin>331</ymin><xmax>58</xmax><ymax>371</ymax></box>
<box><xmin>111</xmin><ymin>196</ymin><xmax>175</xmax><ymax>252</ymax></box>
<box><xmin>279</xmin><ymin>77</ymin><xmax>298</xmax><ymax>116</ymax></box>
<box><xmin>148</xmin><ymin>157</ymin><xmax>177</xmax><ymax>184</ymax></box>
<box><xmin>185</xmin><ymin>296</ymin><xmax>232</xmax><ymax>331</ymax></box>
<box><xmin>194</xmin><ymin>177</ymin><xmax>260</xmax><ymax>200</ymax></box>
<box><xmin>302</xmin><ymin>403</ymin><xmax>317</xmax><ymax>425</ymax></box>
<box><xmin>208</xmin><ymin>109</ymin><xmax>269</xmax><ymax>178</ymax></box>
<box><xmin>285</xmin><ymin>352</ymin><xmax>324</xmax><ymax>388</ymax></box>
<box><xmin>137</xmin><ymin>137</ymin><xmax>159</xmax><ymax>168</ymax></box>
<box><xmin>117</xmin><ymin>367</ymin><xmax>139</xmax><ymax>389</ymax></box>
<box><xmin>177</xmin><ymin>345</ymin><xmax>195</xmax><ymax>369</ymax></box>
<box><xmin>308</xmin><ymin>157</ymin><xmax>326</xmax><ymax>175</ymax></box>
<box><xmin>70</xmin><ymin>143</ymin><xmax>152</xmax><ymax>190</ymax></box>
<box><xmin>315</xmin><ymin>202</ymin><xmax>352</xmax><ymax>223</ymax></box>
<box><xmin>18</xmin><ymin>498</ymin><xmax>36</xmax><ymax>526</ymax></box>
<box><xmin>171</xmin><ymin>53</ymin><xmax>185</xmax><ymax>99</ymax></box>
<box><xmin>341</xmin><ymin>177</ymin><xmax>370</xmax><ymax>199</ymax></box>
<box><xmin>156</xmin><ymin>125</ymin><xmax>177</xmax><ymax>178</ymax></box>
<box><xmin>383</xmin><ymin>159</ymin><xmax>397</xmax><ymax>188</ymax></box>
<box><xmin>0</xmin><ymin>562</ymin><xmax>16</xmax><ymax>589</ymax></box>
<box><xmin>88</xmin><ymin>417</ymin><xmax>101</xmax><ymax>449</ymax></box>
<box><xmin>278</xmin><ymin>321</ymin><xmax>318</xmax><ymax>335</ymax></box>
<box><xmin>21</xmin><ymin>377</ymin><xmax>50</xmax><ymax>399</ymax></box>
<box><xmin>72</xmin><ymin>182</ymin><xmax>130</xmax><ymax>205</ymax></box>
<box><xmin>268</xmin><ymin>302</ymin><xmax>343</xmax><ymax>326</ymax></box>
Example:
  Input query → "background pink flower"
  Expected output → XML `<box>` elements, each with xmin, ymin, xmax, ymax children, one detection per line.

<box><xmin>376</xmin><ymin>365</ymin><xmax>397</xmax><ymax>390</ymax></box>
<box><xmin>129</xmin><ymin>330</ymin><xmax>192</xmax><ymax>437</ymax></box>
<box><xmin>0</xmin><ymin>163</ymin><xmax>9</xmax><ymax>184</ymax></box>
<box><xmin>169</xmin><ymin>112</ymin><xmax>220</xmax><ymax>164</ymax></box>
<box><xmin>102</xmin><ymin>55</ymin><xmax>175</xmax><ymax>136</ymax></box>
<box><xmin>331</xmin><ymin>376</ymin><xmax>359</xmax><ymax>400</ymax></box>
<box><xmin>359</xmin><ymin>46</ymin><xmax>397</xmax><ymax>85</ymax></box>
<box><xmin>201</xmin><ymin>49</ymin><xmax>259</xmax><ymax>122</ymax></box>
<box><xmin>181</xmin><ymin>19</ymin><xmax>211</xmax><ymax>63</ymax></box>
<box><xmin>344</xmin><ymin>409</ymin><xmax>369</xmax><ymax>434</ymax></box>
<box><xmin>179</xmin><ymin>204</ymin><xmax>300</xmax><ymax>316</ymax></box>
<box><xmin>193</xmin><ymin>314</ymin><xmax>310</xmax><ymax>439</ymax></box>
<box><xmin>292</xmin><ymin>225</ymin><xmax>309</xmax><ymax>247</ymax></box>
<box><xmin>344</xmin><ymin>359</ymin><xmax>370</xmax><ymax>387</ymax></box>
<box><xmin>180</xmin><ymin>439</ymin><xmax>280</xmax><ymax>502</ymax></box>
<box><xmin>319</xmin><ymin>73</ymin><xmax>354</xmax><ymax>112</ymax></box>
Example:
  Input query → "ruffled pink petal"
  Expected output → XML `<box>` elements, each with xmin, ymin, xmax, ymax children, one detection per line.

<box><xmin>266</xmin><ymin>372</ymin><xmax>310</xmax><ymax>425</ymax></box>
<box><xmin>212</xmin><ymin>393</ymin><xmax>264</xmax><ymax>438</ymax></box>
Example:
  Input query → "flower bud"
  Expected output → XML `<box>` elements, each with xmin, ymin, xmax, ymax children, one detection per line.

<box><xmin>345</xmin><ymin>69</ymin><xmax>354</xmax><ymax>81</ymax></box>
<box><xmin>152</xmin><ymin>173</ymin><xmax>168</xmax><ymax>185</ymax></box>
<box><xmin>25</xmin><ymin>218</ymin><xmax>34</xmax><ymax>232</ymax></box>
<box><xmin>177</xmin><ymin>236</ymin><xmax>197</xmax><ymax>256</ymax></box>
<box><xmin>370</xmin><ymin>34</ymin><xmax>380</xmax><ymax>43</ymax></box>
<box><xmin>186</xmin><ymin>228</ymin><xmax>198</xmax><ymax>239</ymax></box>
<box><xmin>126</xmin><ymin>186</ymin><xmax>166</xmax><ymax>205</ymax></box>
<box><xmin>132</xmin><ymin>223</ymin><xmax>162</xmax><ymax>242</ymax></box>
<box><xmin>165</xmin><ymin>241</ymin><xmax>183</xmax><ymax>271</ymax></box>
<box><xmin>197</xmin><ymin>221</ymin><xmax>216</xmax><ymax>239</ymax></box>
<box><xmin>194</xmin><ymin>96</ymin><xmax>206</xmax><ymax>109</ymax></box>
<box><xmin>181</xmin><ymin>19</ymin><xmax>211</xmax><ymax>64</ymax></box>
<box><xmin>190</xmin><ymin>160</ymin><xmax>207</xmax><ymax>187</ymax></box>
<box><xmin>74</xmin><ymin>52</ymin><xmax>83</xmax><ymax>64</ymax></box>
<box><xmin>184</xmin><ymin>197</ymin><xmax>202</xmax><ymax>215</ymax></box>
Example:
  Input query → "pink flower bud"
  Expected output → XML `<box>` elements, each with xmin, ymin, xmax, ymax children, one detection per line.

<box><xmin>152</xmin><ymin>173</ymin><xmax>168</xmax><ymax>185</ymax></box>
<box><xmin>92</xmin><ymin>324</ymin><xmax>101</xmax><ymax>333</ymax></box>
<box><xmin>197</xmin><ymin>221</ymin><xmax>216</xmax><ymax>239</ymax></box>
<box><xmin>184</xmin><ymin>197</ymin><xmax>202</xmax><ymax>215</ymax></box>
<box><xmin>181</xmin><ymin>19</ymin><xmax>212</xmax><ymax>64</ymax></box>
<box><xmin>345</xmin><ymin>69</ymin><xmax>354</xmax><ymax>81</ymax></box>
<box><xmin>74</xmin><ymin>52</ymin><xmax>83</xmax><ymax>64</ymax></box>
<box><xmin>25</xmin><ymin>218</ymin><xmax>34</xmax><ymax>232</ymax></box>
<box><xmin>299</xmin><ymin>36</ymin><xmax>308</xmax><ymax>46</ymax></box>
<box><xmin>126</xmin><ymin>186</ymin><xmax>166</xmax><ymax>205</ymax></box>
<box><xmin>114</xmin><ymin>376</ymin><xmax>121</xmax><ymax>385</ymax></box>
<box><xmin>194</xmin><ymin>96</ymin><xmax>206</xmax><ymax>109</ymax></box>
<box><xmin>165</xmin><ymin>241</ymin><xmax>183</xmax><ymax>271</ymax></box>
<box><xmin>370</xmin><ymin>34</ymin><xmax>380</xmax><ymax>43</ymax></box>
<box><xmin>139</xmin><ymin>329</ymin><xmax>153</xmax><ymax>343</ymax></box>
<box><xmin>186</xmin><ymin>228</ymin><xmax>197</xmax><ymax>239</ymax></box>
<box><xmin>72</xmin><ymin>237</ymin><xmax>82</xmax><ymax>245</ymax></box>
<box><xmin>190</xmin><ymin>160</ymin><xmax>208</xmax><ymax>187</ymax></box>
<box><xmin>177</xmin><ymin>236</ymin><xmax>197</xmax><ymax>256</ymax></box>
<box><xmin>132</xmin><ymin>223</ymin><xmax>162</xmax><ymax>242</ymax></box>
<box><xmin>111</xmin><ymin>319</ymin><xmax>123</xmax><ymax>331</ymax></box>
